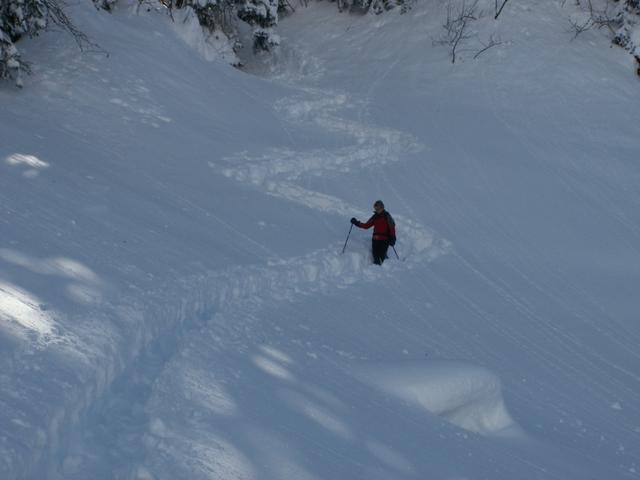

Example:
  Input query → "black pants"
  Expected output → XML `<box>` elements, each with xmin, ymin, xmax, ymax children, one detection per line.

<box><xmin>372</xmin><ymin>239</ymin><xmax>389</xmax><ymax>265</ymax></box>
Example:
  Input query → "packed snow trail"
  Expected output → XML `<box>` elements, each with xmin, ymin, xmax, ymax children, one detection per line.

<box><xmin>221</xmin><ymin>85</ymin><xmax>444</xmax><ymax>263</ymax></box>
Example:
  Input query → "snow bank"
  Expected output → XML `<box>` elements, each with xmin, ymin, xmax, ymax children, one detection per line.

<box><xmin>356</xmin><ymin>360</ymin><xmax>523</xmax><ymax>437</ymax></box>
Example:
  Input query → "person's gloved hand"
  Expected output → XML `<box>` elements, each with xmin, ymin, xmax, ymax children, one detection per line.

<box><xmin>389</xmin><ymin>236</ymin><xmax>396</xmax><ymax>246</ymax></box>
<box><xmin>350</xmin><ymin>217</ymin><xmax>359</xmax><ymax>225</ymax></box>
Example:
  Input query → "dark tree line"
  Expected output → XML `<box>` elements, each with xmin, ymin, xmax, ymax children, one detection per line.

<box><xmin>0</xmin><ymin>0</ymin><xmax>417</xmax><ymax>86</ymax></box>
<box><xmin>0</xmin><ymin>0</ymin><xmax>285</xmax><ymax>86</ymax></box>
<box><xmin>3</xmin><ymin>0</ymin><xmax>638</xmax><ymax>87</ymax></box>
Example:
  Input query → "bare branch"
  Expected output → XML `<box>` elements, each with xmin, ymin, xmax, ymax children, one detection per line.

<box><xmin>433</xmin><ymin>0</ymin><xmax>479</xmax><ymax>63</ymax></box>
<box><xmin>473</xmin><ymin>33</ymin><xmax>502</xmax><ymax>58</ymax></box>
<box><xmin>44</xmin><ymin>0</ymin><xmax>105</xmax><ymax>53</ymax></box>
<box><xmin>568</xmin><ymin>0</ymin><xmax>622</xmax><ymax>40</ymax></box>
<box><xmin>494</xmin><ymin>0</ymin><xmax>509</xmax><ymax>19</ymax></box>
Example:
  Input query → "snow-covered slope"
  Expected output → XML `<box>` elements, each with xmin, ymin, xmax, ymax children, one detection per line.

<box><xmin>1</xmin><ymin>1</ymin><xmax>639</xmax><ymax>479</ymax></box>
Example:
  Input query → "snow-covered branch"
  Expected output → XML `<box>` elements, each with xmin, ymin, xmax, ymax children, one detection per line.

<box><xmin>570</xmin><ymin>0</ymin><xmax>640</xmax><ymax>75</ymax></box>
<box><xmin>1</xmin><ymin>0</ymin><xmax>98</xmax><ymax>87</ymax></box>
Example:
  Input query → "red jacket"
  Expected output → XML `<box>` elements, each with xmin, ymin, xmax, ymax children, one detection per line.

<box><xmin>357</xmin><ymin>211</ymin><xmax>396</xmax><ymax>241</ymax></box>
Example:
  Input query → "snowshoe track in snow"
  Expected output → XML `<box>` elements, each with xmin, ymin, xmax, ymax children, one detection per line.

<box><xmin>221</xmin><ymin>86</ymin><xmax>449</xmax><ymax>266</ymax></box>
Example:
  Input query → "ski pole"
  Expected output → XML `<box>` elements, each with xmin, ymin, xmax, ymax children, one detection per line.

<box><xmin>341</xmin><ymin>224</ymin><xmax>354</xmax><ymax>254</ymax></box>
<box><xmin>392</xmin><ymin>245</ymin><xmax>400</xmax><ymax>260</ymax></box>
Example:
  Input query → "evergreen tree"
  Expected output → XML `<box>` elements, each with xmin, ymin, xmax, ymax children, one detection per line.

<box><xmin>236</xmin><ymin>0</ymin><xmax>279</xmax><ymax>51</ymax></box>
<box><xmin>183</xmin><ymin>0</ymin><xmax>236</xmax><ymax>41</ymax></box>
<box><xmin>335</xmin><ymin>0</ymin><xmax>410</xmax><ymax>14</ymax></box>
<box><xmin>0</xmin><ymin>0</ymin><xmax>47</xmax><ymax>86</ymax></box>
<box><xmin>0</xmin><ymin>28</ymin><xmax>23</xmax><ymax>86</ymax></box>
<box><xmin>612</xmin><ymin>0</ymin><xmax>640</xmax><ymax>55</ymax></box>
<box><xmin>5</xmin><ymin>0</ymin><xmax>47</xmax><ymax>37</ymax></box>
<box><xmin>93</xmin><ymin>0</ymin><xmax>118</xmax><ymax>11</ymax></box>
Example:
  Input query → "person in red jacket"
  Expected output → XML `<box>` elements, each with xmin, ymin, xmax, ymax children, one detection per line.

<box><xmin>351</xmin><ymin>200</ymin><xmax>396</xmax><ymax>265</ymax></box>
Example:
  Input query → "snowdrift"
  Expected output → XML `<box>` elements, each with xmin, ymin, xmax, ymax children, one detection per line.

<box><xmin>356</xmin><ymin>360</ymin><xmax>523</xmax><ymax>437</ymax></box>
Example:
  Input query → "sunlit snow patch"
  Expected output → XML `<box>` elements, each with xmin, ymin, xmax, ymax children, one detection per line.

<box><xmin>180</xmin><ymin>369</ymin><xmax>237</xmax><ymax>416</ymax></box>
<box><xmin>0</xmin><ymin>281</ymin><xmax>57</xmax><ymax>340</ymax></box>
<box><xmin>5</xmin><ymin>153</ymin><xmax>50</xmax><ymax>178</ymax></box>
<box><xmin>0</xmin><ymin>249</ymin><xmax>106</xmax><ymax>305</ymax></box>
<box><xmin>5</xmin><ymin>153</ymin><xmax>49</xmax><ymax>169</ymax></box>
<box><xmin>356</xmin><ymin>360</ymin><xmax>524</xmax><ymax>438</ymax></box>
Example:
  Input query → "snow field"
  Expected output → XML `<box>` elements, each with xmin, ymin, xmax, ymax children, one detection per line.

<box><xmin>51</xmin><ymin>68</ymin><xmax>450</xmax><ymax>475</ymax></box>
<box><xmin>1</xmin><ymin>0</ymin><xmax>640</xmax><ymax>479</ymax></box>
<box><xmin>2</xmin><ymin>6</ymin><xmax>448</xmax><ymax>474</ymax></box>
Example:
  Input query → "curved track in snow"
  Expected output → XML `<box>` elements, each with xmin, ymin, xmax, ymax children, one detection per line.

<box><xmin>220</xmin><ymin>85</ymin><xmax>445</xmax><ymax>265</ymax></box>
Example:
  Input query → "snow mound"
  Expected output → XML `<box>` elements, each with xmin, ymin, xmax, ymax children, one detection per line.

<box><xmin>356</xmin><ymin>360</ymin><xmax>523</xmax><ymax>437</ymax></box>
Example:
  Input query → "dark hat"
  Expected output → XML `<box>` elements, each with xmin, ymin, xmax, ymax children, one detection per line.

<box><xmin>374</xmin><ymin>200</ymin><xmax>384</xmax><ymax>208</ymax></box>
